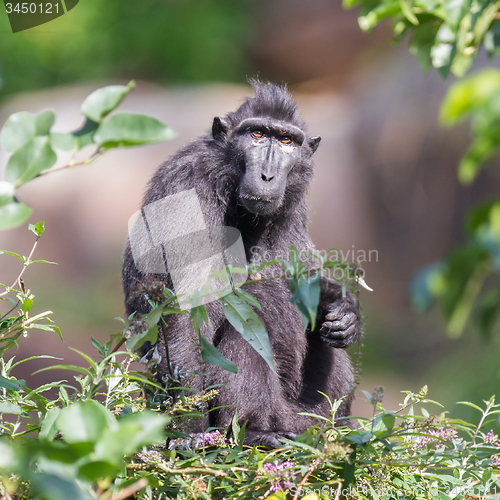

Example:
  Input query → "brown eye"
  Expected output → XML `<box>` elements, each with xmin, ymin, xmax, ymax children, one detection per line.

<box><xmin>251</xmin><ymin>130</ymin><xmax>264</xmax><ymax>138</ymax></box>
<box><xmin>280</xmin><ymin>136</ymin><xmax>292</xmax><ymax>144</ymax></box>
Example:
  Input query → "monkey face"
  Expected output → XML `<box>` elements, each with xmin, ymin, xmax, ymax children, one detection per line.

<box><xmin>234</xmin><ymin>117</ymin><xmax>306</xmax><ymax>216</ymax></box>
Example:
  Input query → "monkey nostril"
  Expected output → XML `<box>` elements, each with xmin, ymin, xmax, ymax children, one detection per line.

<box><xmin>261</xmin><ymin>173</ymin><xmax>274</xmax><ymax>182</ymax></box>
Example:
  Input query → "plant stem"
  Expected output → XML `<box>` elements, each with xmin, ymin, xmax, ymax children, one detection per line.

<box><xmin>0</xmin><ymin>237</ymin><xmax>39</xmax><ymax>297</ymax></box>
<box><xmin>293</xmin><ymin>458</ymin><xmax>321</xmax><ymax>500</ymax></box>
<box><xmin>126</xmin><ymin>462</ymin><xmax>226</xmax><ymax>477</ymax></box>
<box><xmin>38</xmin><ymin>148</ymin><xmax>104</xmax><ymax>177</ymax></box>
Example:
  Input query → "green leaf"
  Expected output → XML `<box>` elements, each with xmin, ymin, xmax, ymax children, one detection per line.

<box><xmin>458</xmin><ymin>137</ymin><xmax>497</xmax><ymax>184</ymax></box>
<box><xmin>50</xmin><ymin>132</ymin><xmax>76</xmax><ymax>151</ymax></box>
<box><xmin>0</xmin><ymin>201</ymin><xmax>32</xmax><ymax>230</ymax></box>
<box><xmin>0</xmin><ymin>374</ymin><xmax>21</xmax><ymax>391</ymax></box>
<box><xmin>34</xmin><ymin>364</ymin><xmax>93</xmax><ymax>378</ymax></box>
<box><xmin>77</xmin><ymin>461</ymin><xmax>120</xmax><ymax>482</ymax></box>
<box><xmin>411</xmin><ymin>262</ymin><xmax>441</xmax><ymax>311</ymax></box>
<box><xmin>234</xmin><ymin>288</ymin><xmax>262</xmax><ymax>310</ymax></box>
<box><xmin>31</xmin><ymin>473</ymin><xmax>92</xmax><ymax>500</ymax></box>
<box><xmin>358</xmin><ymin>0</ymin><xmax>401</xmax><ymax>31</ymax></box>
<box><xmin>91</xmin><ymin>337</ymin><xmax>105</xmax><ymax>355</ymax></box>
<box><xmin>443</xmin><ymin>0</ymin><xmax>472</xmax><ymax>31</ymax></box>
<box><xmin>399</xmin><ymin>0</ymin><xmax>419</xmax><ymax>25</ymax></box>
<box><xmin>221</xmin><ymin>293</ymin><xmax>275</xmax><ymax>374</ymax></box>
<box><xmin>145</xmin><ymin>300</ymin><xmax>168</xmax><ymax>327</ymax></box>
<box><xmin>81</xmin><ymin>82</ymin><xmax>135</xmax><ymax>123</ymax></box>
<box><xmin>231</xmin><ymin>409</ymin><xmax>241</xmax><ymax>445</ymax></box>
<box><xmin>94</xmin><ymin>113</ymin><xmax>177</xmax><ymax>148</ymax></box>
<box><xmin>0</xmin><ymin>401</ymin><xmax>26</xmax><ymax>416</ymax></box>
<box><xmin>22</xmin><ymin>297</ymin><xmax>33</xmax><ymax>312</ymax></box>
<box><xmin>40</xmin><ymin>407</ymin><xmax>61</xmax><ymax>441</ymax></box>
<box><xmin>473</xmin><ymin>0</ymin><xmax>500</xmax><ymax>48</ymax></box>
<box><xmin>0</xmin><ymin>440</ymin><xmax>16</xmax><ymax>469</ymax></box>
<box><xmin>290</xmin><ymin>273</ymin><xmax>321</xmax><ymax>331</ymax></box>
<box><xmin>72</xmin><ymin>117</ymin><xmax>100</xmax><ymax>149</ymax></box>
<box><xmin>0</xmin><ymin>182</ymin><xmax>15</xmax><ymax>207</ymax></box>
<box><xmin>28</xmin><ymin>220</ymin><xmax>45</xmax><ymax>237</ymax></box>
<box><xmin>5</xmin><ymin>136</ymin><xmax>57</xmax><ymax>187</ymax></box>
<box><xmin>440</xmin><ymin>69</ymin><xmax>500</xmax><ymax>125</ymax></box>
<box><xmin>410</xmin><ymin>18</ymin><xmax>441</xmax><ymax>72</ymax></box>
<box><xmin>382</xmin><ymin>412</ymin><xmax>396</xmax><ymax>431</ymax></box>
<box><xmin>0</xmin><ymin>111</ymin><xmax>36</xmax><ymax>152</ymax></box>
<box><xmin>94</xmin><ymin>411</ymin><xmax>168</xmax><ymax>465</ymax></box>
<box><xmin>190</xmin><ymin>303</ymin><xmax>209</xmax><ymax>334</ymax></box>
<box><xmin>484</xmin><ymin>20</ymin><xmax>500</xmax><ymax>57</ymax></box>
<box><xmin>57</xmin><ymin>400</ymin><xmax>117</xmax><ymax>444</ymax></box>
<box><xmin>126</xmin><ymin>324</ymin><xmax>158</xmax><ymax>351</ymax></box>
<box><xmin>0</xmin><ymin>109</ymin><xmax>55</xmax><ymax>152</ymax></box>
<box><xmin>198</xmin><ymin>332</ymin><xmax>238</xmax><ymax>373</ymax></box>
<box><xmin>263</xmin><ymin>492</ymin><xmax>286</xmax><ymax>500</ymax></box>
<box><xmin>0</xmin><ymin>249</ymin><xmax>24</xmax><ymax>261</ymax></box>
<box><xmin>35</xmin><ymin>109</ymin><xmax>55</xmax><ymax>136</ymax></box>
<box><xmin>457</xmin><ymin>401</ymin><xmax>485</xmax><ymax>412</ymax></box>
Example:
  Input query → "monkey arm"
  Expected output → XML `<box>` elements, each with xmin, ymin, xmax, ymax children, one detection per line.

<box><xmin>315</xmin><ymin>277</ymin><xmax>362</xmax><ymax>349</ymax></box>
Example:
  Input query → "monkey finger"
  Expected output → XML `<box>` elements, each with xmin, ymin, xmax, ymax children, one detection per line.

<box><xmin>320</xmin><ymin>325</ymin><xmax>357</xmax><ymax>349</ymax></box>
<box><xmin>325</xmin><ymin>309</ymin><xmax>357</xmax><ymax>322</ymax></box>
<box><xmin>323</xmin><ymin>313</ymin><xmax>357</xmax><ymax>330</ymax></box>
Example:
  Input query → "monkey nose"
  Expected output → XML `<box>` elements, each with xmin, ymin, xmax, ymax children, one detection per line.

<box><xmin>261</xmin><ymin>173</ymin><xmax>274</xmax><ymax>182</ymax></box>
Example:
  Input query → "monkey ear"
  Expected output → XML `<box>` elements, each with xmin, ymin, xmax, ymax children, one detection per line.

<box><xmin>308</xmin><ymin>136</ymin><xmax>321</xmax><ymax>153</ymax></box>
<box><xmin>212</xmin><ymin>117</ymin><xmax>229</xmax><ymax>141</ymax></box>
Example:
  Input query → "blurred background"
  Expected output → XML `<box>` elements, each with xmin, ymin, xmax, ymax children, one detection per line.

<box><xmin>1</xmin><ymin>0</ymin><xmax>499</xmax><ymax>422</ymax></box>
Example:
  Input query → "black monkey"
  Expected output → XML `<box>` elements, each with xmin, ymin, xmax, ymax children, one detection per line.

<box><xmin>122</xmin><ymin>81</ymin><xmax>362</xmax><ymax>447</ymax></box>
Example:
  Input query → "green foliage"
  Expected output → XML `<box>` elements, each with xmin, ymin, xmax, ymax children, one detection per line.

<box><xmin>343</xmin><ymin>1</ymin><xmax>500</xmax><ymax>338</ymax></box>
<box><xmin>0</xmin><ymin>0</ymin><xmax>253</xmax><ymax>101</ymax></box>
<box><xmin>344</xmin><ymin>0</ymin><xmax>500</xmax><ymax>78</ymax></box>
<box><xmin>221</xmin><ymin>292</ymin><xmax>276</xmax><ymax>374</ymax></box>
<box><xmin>441</xmin><ymin>68</ymin><xmax>500</xmax><ymax>184</ymax></box>
<box><xmin>2</xmin><ymin>226</ymin><xmax>500</xmax><ymax>499</ymax></box>
<box><xmin>0</xmin><ymin>82</ymin><xmax>175</xmax><ymax>230</ymax></box>
<box><xmin>409</xmin><ymin>68</ymin><xmax>500</xmax><ymax>338</ymax></box>
<box><xmin>285</xmin><ymin>247</ymin><xmax>321</xmax><ymax>333</ymax></box>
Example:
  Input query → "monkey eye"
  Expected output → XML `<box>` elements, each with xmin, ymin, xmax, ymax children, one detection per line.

<box><xmin>251</xmin><ymin>130</ymin><xmax>264</xmax><ymax>139</ymax></box>
<box><xmin>280</xmin><ymin>136</ymin><xmax>293</xmax><ymax>144</ymax></box>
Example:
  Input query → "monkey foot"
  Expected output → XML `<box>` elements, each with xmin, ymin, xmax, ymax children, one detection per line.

<box><xmin>243</xmin><ymin>430</ymin><xmax>297</xmax><ymax>448</ymax></box>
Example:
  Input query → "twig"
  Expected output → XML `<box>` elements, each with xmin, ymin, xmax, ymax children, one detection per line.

<box><xmin>0</xmin><ymin>310</ymin><xmax>52</xmax><ymax>341</ymax></box>
<box><xmin>38</xmin><ymin>148</ymin><xmax>104</xmax><ymax>177</ymax></box>
<box><xmin>111</xmin><ymin>336</ymin><xmax>126</xmax><ymax>354</ymax></box>
<box><xmin>292</xmin><ymin>458</ymin><xmax>321</xmax><ymax>500</ymax></box>
<box><xmin>23</xmin><ymin>310</ymin><xmax>53</xmax><ymax>326</ymax></box>
<box><xmin>469</xmin><ymin>399</ymin><xmax>496</xmax><ymax>449</ymax></box>
<box><xmin>126</xmin><ymin>462</ymin><xmax>226</xmax><ymax>477</ymax></box>
<box><xmin>0</xmin><ymin>237</ymin><xmax>39</xmax><ymax>297</ymax></box>
<box><xmin>334</xmin><ymin>481</ymin><xmax>342</xmax><ymax>500</ymax></box>
<box><xmin>110</xmin><ymin>477</ymin><xmax>149</xmax><ymax>500</ymax></box>
<box><xmin>159</xmin><ymin>317</ymin><xmax>173</xmax><ymax>378</ymax></box>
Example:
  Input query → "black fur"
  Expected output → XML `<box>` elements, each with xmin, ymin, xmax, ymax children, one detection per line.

<box><xmin>122</xmin><ymin>81</ymin><xmax>362</xmax><ymax>447</ymax></box>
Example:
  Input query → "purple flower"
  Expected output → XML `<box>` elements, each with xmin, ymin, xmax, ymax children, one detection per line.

<box><xmin>371</xmin><ymin>386</ymin><xmax>384</xmax><ymax>405</ymax></box>
<box><xmin>414</xmin><ymin>428</ymin><xmax>458</xmax><ymax>450</ymax></box>
<box><xmin>258</xmin><ymin>459</ymin><xmax>296</xmax><ymax>493</ymax></box>
<box><xmin>491</xmin><ymin>455</ymin><xmax>500</xmax><ymax>467</ymax></box>
<box><xmin>197</xmin><ymin>430</ymin><xmax>226</xmax><ymax>448</ymax></box>
<box><xmin>484</xmin><ymin>430</ymin><xmax>500</xmax><ymax>446</ymax></box>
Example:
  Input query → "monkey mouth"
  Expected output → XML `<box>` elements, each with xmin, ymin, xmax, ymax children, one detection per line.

<box><xmin>239</xmin><ymin>192</ymin><xmax>282</xmax><ymax>215</ymax></box>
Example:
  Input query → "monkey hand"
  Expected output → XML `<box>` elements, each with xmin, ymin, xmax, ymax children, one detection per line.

<box><xmin>319</xmin><ymin>296</ymin><xmax>360</xmax><ymax>349</ymax></box>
